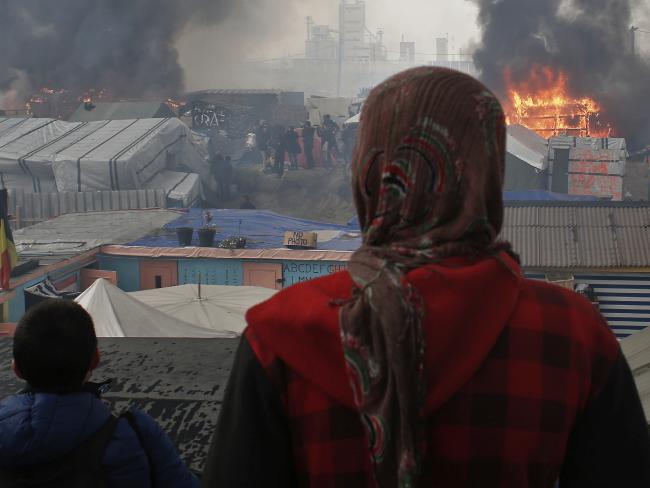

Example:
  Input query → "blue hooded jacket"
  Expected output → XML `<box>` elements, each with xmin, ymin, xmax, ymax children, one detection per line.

<box><xmin>0</xmin><ymin>392</ymin><xmax>198</xmax><ymax>488</ymax></box>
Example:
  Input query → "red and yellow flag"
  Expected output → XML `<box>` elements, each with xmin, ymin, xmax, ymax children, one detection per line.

<box><xmin>0</xmin><ymin>190</ymin><xmax>17</xmax><ymax>290</ymax></box>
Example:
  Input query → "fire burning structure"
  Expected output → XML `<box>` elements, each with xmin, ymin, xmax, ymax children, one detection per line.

<box><xmin>504</xmin><ymin>66</ymin><xmax>612</xmax><ymax>139</ymax></box>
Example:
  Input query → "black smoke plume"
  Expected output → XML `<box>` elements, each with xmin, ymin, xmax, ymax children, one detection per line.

<box><xmin>0</xmin><ymin>0</ymin><xmax>238</xmax><ymax>103</ymax></box>
<box><xmin>472</xmin><ymin>0</ymin><xmax>650</xmax><ymax>149</ymax></box>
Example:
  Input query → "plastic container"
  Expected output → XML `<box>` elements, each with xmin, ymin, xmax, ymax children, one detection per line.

<box><xmin>176</xmin><ymin>227</ymin><xmax>194</xmax><ymax>247</ymax></box>
<box><xmin>198</xmin><ymin>227</ymin><xmax>216</xmax><ymax>247</ymax></box>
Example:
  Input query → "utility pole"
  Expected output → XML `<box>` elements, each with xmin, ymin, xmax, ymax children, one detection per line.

<box><xmin>631</xmin><ymin>26</ymin><xmax>639</xmax><ymax>56</ymax></box>
<box><xmin>337</xmin><ymin>2</ymin><xmax>345</xmax><ymax>97</ymax></box>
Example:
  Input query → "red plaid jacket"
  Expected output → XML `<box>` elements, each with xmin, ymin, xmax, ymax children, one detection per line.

<box><xmin>203</xmin><ymin>257</ymin><xmax>650</xmax><ymax>487</ymax></box>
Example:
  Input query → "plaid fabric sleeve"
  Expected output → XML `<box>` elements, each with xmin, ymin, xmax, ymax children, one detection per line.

<box><xmin>201</xmin><ymin>336</ymin><xmax>297</xmax><ymax>487</ymax></box>
<box><xmin>559</xmin><ymin>350</ymin><xmax>650</xmax><ymax>487</ymax></box>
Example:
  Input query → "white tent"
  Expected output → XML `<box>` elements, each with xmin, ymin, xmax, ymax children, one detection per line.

<box><xmin>129</xmin><ymin>284</ymin><xmax>277</xmax><ymax>336</ymax></box>
<box><xmin>143</xmin><ymin>170</ymin><xmax>201</xmax><ymax>207</ymax></box>
<box><xmin>76</xmin><ymin>279</ymin><xmax>236</xmax><ymax>338</ymax></box>
<box><xmin>0</xmin><ymin>117</ymin><xmax>207</xmax><ymax>205</ymax></box>
<box><xmin>622</xmin><ymin>329</ymin><xmax>650</xmax><ymax>423</ymax></box>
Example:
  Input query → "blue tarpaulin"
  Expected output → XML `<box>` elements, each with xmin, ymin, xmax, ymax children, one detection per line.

<box><xmin>129</xmin><ymin>209</ymin><xmax>363</xmax><ymax>251</ymax></box>
<box><xmin>503</xmin><ymin>190</ymin><xmax>599</xmax><ymax>201</ymax></box>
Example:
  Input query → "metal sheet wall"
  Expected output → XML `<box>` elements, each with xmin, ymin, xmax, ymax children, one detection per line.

<box><xmin>574</xmin><ymin>273</ymin><xmax>650</xmax><ymax>339</ymax></box>
<box><xmin>178</xmin><ymin>259</ymin><xmax>243</xmax><ymax>286</ymax></box>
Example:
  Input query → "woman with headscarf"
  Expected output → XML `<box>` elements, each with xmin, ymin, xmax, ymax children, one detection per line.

<box><xmin>202</xmin><ymin>68</ymin><xmax>650</xmax><ymax>487</ymax></box>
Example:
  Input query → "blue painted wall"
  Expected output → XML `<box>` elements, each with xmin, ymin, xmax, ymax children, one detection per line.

<box><xmin>97</xmin><ymin>255</ymin><xmax>141</xmax><ymax>292</ymax></box>
<box><xmin>178</xmin><ymin>259</ymin><xmax>243</xmax><ymax>286</ymax></box>
<box><xmin>98</xmin><ymin>255</ymin><xmax>349</xmax><ymax>289</ymax></box>
<box><xmin>281</xmin><ymin>260</ymin><xmax>348</xmax><ymax>287</ymax></box>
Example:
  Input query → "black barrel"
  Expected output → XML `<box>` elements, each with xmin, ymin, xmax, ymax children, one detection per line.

<box><xmin>198</xmin><ymin>228</ymin><xmax>216</xmax><ymax>247</ymax></box>
<box><xmin>176</xmin><ymin>227</ymin><xmax>194</xmax><ymax>247</ymax></box>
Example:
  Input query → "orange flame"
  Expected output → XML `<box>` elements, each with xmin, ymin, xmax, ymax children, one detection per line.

<box><xmin>504</xmin><ymin>66</ymin><xmax>612</xmax><ymax>138</ymax></box>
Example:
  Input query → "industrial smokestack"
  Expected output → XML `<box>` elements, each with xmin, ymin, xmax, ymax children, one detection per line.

<box><xmin>472</xmin><ymin>0</ymin><xmax>650</xmax><ymax>149</ymax></box>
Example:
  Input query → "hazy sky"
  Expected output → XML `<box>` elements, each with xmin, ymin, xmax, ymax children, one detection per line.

<box><xmin>288</xmin><ymin>1</ymin><xmax>481</xmax><ymax>58</ymax></box>
<box><xmin>177</xmin><ymin>1</ymin><xmax>481</xmax><ymax>89</ymax></box>
<box><xmin>177</xmin><ymin>0</ymin><xmax>649</xmax><ymax>90</ymax></box>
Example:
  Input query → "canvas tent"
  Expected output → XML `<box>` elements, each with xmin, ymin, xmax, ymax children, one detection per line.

<box><xmin>0</xmin><ymin>117</ymin><xmax>207</xmax><ymax>206</ymax></box>
<box><xmin>143</xmin><ymin>170</ymin><xmax>201</xmax><ymax>207</ymax></box>
<box><xmin>76</xmin><ymin>279</ymin><xmax>236</xmax><ymax>338</ymax></box>
<box><xmin>505</xmin><ymin>125</ymin><xmax>548</xmax><ymax>191</ymax></box>
<box><xmin>129</xmin><ymin>284</ymin><xmax>276</xmax><ymax>336</ymax></box>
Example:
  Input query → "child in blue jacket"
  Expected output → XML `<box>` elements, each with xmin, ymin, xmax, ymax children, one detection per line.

<box><xmin>0</xmin><ymin>299</ymin><xmax>199</xmax><ymax>488</ymax></box>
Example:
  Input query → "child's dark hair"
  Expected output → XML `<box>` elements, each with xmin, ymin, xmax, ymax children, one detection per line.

<box><xmin>13</xmin><ymin>300</ymin><xmax>97</xmax><ymax>394</ymax></box>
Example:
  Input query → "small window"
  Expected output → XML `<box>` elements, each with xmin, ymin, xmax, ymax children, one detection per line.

<box><xmin>155</xmin><ymin>275</ymin><xmax>162</xmax><ymax>289</ymax></box>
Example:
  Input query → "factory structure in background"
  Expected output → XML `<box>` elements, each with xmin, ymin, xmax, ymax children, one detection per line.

<box><xmin>256</xmin><ymin>0</ymin><xmax>477</xmax><ymax>97</ymax></box>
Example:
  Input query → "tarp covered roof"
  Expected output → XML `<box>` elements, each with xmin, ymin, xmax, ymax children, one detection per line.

<box><xmin>507</xmin><ymin>124</ymin><xmax>548</xmax><ymax>170</ymax></box>
<box><xmin>129</xmin><ymin>208</ymin><xmax>363</xmax><ymax>251</ymax></box>
<box><xmin>68</xmin><ymin>102</ymin><xmax>176</xmax><ymax>123</ymax></box>
<box><xmin>129</xmin><ymin>284</ymin><xmax>276</xmax><ymax>336</ymax></box>
<box><xmin>0</xmin><ymin>117</ymin><xmax>206</xmax><ymax>197</ymax></box>
<box><xmin>504</xmin><ymin>190</ymin><xmax>599</xmax><ymax>201</ymax></box>
<box><xmin>76</xmin><ymin>279</ymin><xmax>237</xmax><ymax>338</ymax></box>
<box><xmin>14</xmin><ymin>209</ymin><xmax>182</xmax><ymax>257</ymax></box>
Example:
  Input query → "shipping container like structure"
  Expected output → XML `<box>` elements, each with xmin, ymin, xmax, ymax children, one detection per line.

<box><xmin>548</xmin><ymin>136</ymin><xmax>627</xmax><ymax>200</ymax></box>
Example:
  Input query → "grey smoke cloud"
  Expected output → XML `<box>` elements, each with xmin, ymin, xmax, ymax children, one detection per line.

<box><xmin>472</xmin><ymin>0</ymin><xmax>650</xmax><ymax>149</ymax></box>
<box><xmin>0</xmin><ymin>0</ymin><xmax>243</xmax><ymax>101</ymax></box>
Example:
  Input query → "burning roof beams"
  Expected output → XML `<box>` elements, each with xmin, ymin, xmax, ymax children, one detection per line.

<box><xmin>473</xmin><ymin>0</ymin><xmax>650</xmax><ymax>149</ymax></box>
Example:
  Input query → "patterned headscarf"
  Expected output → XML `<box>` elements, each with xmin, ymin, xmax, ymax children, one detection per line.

<box><xmin>339</xmin><ymin>68</ymin><xmax>510</xmax><ymax>487</ymax></box>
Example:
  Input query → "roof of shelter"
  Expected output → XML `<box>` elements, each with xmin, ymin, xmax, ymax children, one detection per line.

<box><xmin>501</xmin><ymin>202</ymin><xmax>650</xmax><ymax>269</ymax></box>
<box><xmin>68</xmin><ymin>102</ymin><xmax>176</xmax><ymax>122</ymax></box>
<box><xmin>124</xmin><ymin>205</ymin><xmax>650</xmax><ymax>269</ymax></box>
<box><xmin>14</xmin><ymin>209</ymin><xmax>182</xmax><ymax>258</ymax></box>
<box><xmin>506</xmin><ymin>124</ymin><xmax>548</xmax><ymax>170</ymax></box>
<box><xmin>129</xmin><ymin>208</ymin><xmax>362</xmax><ymax>251</ymax></box>
<box><xmin>0</xmin><ymin>337</ymin><xmax>237</xmax><ymax>472</ymax></box>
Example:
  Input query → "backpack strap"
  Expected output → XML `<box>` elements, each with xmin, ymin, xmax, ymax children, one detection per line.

<box><xmin>121</xmin><ymin>411</ymin><xmax>155</xmax><ymax>487</ymax></box>
<box><xmin>0</xmin><ymin>415</ymin><xmax>120</xmax><ymax>487</ymax></box>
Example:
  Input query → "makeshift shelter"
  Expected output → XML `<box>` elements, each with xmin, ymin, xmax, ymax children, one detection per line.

<box><xmin>0</xmin><ymin>117</ymin><xmax>207</xmax><ymax>206</ymax></box>
<box><xmin>548</xmin><ymin>136</ymin><xmax>627</xmax><ymax>200</ymax></box>
<box><xmin>143</xmin><ymin>170</ymin><xmax>201</xmax><ymax>207</ymax></box>
<box><xmin>68</xmin><ymin>102</ymin><xmax>176</xmax><ymax>123</ymax></box>
<box><xmin>622</xmin><ymin>329</ymin><xmax>650</xmax><ymax>423</ymax></box>
<box><xmin>505</xmin><ymin>124</ymin><xmax>548</xmax><ymax>191</ymax></box>
<box><xmin>76</xmin><ymin>278</ymin><xmax>236</xmax><ymax>338</ymax></box>
<box><xmin>129</xmin><ymin>284</ymin><xmax>276</xmax><ymax>335</ymax></box>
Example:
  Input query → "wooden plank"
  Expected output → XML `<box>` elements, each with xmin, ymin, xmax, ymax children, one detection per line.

<box><xmin>156</xmin><ymin>189</ymin><xmax>166</xmax><ymax>208</ymax></box>
<box><xmin>40</xmin><ymin>193</ymin><xmax>50</xmax><ymax>220</ymax></box>
<box><xmin>137</xmin><ymin>190</ymin><xmax>147</xmax><ymax>209</ymax></box>
<box><xmin>128</xmin><ymin>190</ymin><xmax>139</xmax><ymax>209</ymax></box>
<box><xmin>50</xmin><ymin>192</ymin><xmax>60</xmax><ymax>219</ymax></box>
<box><xmin>119</xmin><ymin>191</ymin><xmax>129</xmax><ymax>210</ymax></box>
<box><xmin>101</xmin><ymin>191</ymin><xmax>111</xmax><ymax>211</ymax></box>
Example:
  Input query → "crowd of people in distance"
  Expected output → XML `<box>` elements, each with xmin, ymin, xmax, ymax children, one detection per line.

<box><xmin>254</xmin><ymin>114</ymin><xmax>356</xmax><ymax>177</ymax></box>
<box><xmin>1</xmin><ymin>67</ymin><xmax>649</xmax><ymax>488</ymax></box>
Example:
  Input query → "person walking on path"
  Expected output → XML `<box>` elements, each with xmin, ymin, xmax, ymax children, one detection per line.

<box><xmin>203</xmin><ymin>67</ymin><xmax>650</xmax><ymax>488</ymax></box>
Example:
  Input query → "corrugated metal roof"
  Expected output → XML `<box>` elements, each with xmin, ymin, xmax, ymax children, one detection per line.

<box><xmin>501</xmin><ymin>203</ymin><xmax>650</xmax><ymax>269</ymax></box>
